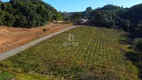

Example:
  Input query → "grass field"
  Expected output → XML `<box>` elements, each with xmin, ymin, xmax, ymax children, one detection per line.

<box><xmin>0</xmin><ymin>26</ymin><xmax>140</xmax><ymax>80</ymax></box>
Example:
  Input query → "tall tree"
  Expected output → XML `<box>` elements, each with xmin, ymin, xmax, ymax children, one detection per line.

<box><xmin>83</xmin><ymin>7</ymin><xmax>93</xmax><ymax>19</ymax></box>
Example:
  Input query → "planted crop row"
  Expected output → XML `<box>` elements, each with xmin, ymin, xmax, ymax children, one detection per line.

<box><xmin>0</xmin><ymin>26</ymin><xmax>139</xmax><ymax>80</ymax></box>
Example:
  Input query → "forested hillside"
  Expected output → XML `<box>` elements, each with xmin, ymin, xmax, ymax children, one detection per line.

<box><xmin>0</xmin><ymin>0</ymin><xmax>63</xmax><ymax>28</ymax></box>
<box><xmin>64</xmin><ymin>4</ymin><xmax>142</xmax><ymax>37</ymax></box>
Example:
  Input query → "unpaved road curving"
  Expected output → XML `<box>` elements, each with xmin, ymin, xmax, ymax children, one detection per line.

<box><xmin>0</xmin><ymin>26</ymin><xmax>79</xmax><ymax>61</ymax></box>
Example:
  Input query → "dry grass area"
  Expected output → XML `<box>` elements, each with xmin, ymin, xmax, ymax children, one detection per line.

<box><xmin>0</xmin><ymin>23</ymin><xmax>72</xmax><ymax>53</ymax></box>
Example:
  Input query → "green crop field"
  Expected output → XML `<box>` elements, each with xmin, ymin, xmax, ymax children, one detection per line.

<box><xmin>0</xmin><ymin>26</ymin><xmax>139</xmax><ymax>80</ymax></box>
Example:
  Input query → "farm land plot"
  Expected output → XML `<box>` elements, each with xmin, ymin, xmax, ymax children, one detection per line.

<box><xmin>0</xmin><ymin>26</ymin><xmax>139</xmax><ymax>80</ymax></box>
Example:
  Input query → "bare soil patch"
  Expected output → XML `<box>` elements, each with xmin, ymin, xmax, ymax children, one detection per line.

<box><xmin>0</xmin><ymin>23</ymin><xmax>71</xmax><ymax>53</ymax></box>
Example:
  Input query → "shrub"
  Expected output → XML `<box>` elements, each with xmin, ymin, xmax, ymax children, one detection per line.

<box><xmin>0</xmin><ymin>72</ymin><xmax>14</xmax><ymax>80</ymax></box>
<box><xmin>42</xmin><ymin>28</ymin><xmax>47</xmax><ymax>32</ymax></box>
<box><xmin>133</xmin><ymin>38</ymin><xmax>142</xmax><ymax>52</ymax></box>
<box><xmin>136</xmin><ymin>23</ymin><xmax>142</xmax><ymax>37</ymax></box>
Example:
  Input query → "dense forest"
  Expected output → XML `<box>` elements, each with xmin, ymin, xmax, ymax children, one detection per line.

<box><xmin>0</xmin><ymin>0</ymin><xmax>63</xmax><ymax>28</ymax></box>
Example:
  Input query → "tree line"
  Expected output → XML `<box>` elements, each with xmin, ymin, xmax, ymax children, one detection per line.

<box><xmin>62</xmin><ymin>4</ymin><xmax>142</xmax><ymax>36</ymax></box>
<box><xmin>0</xmin><ymin>0</ymin><xmax>63</xmax><ymax>28</ymax></box>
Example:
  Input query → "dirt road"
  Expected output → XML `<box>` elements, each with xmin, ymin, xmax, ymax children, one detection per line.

<box><xmin>0</xmin><ymin>26</ymin><xmax>79</xmax><ymax>61</ymax></box>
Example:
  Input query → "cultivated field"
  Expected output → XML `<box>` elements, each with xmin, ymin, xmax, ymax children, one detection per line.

<box><xmin>0</xmin><ymin>26</ymin><xmax>139</xmax><ymax>80</ymax></box>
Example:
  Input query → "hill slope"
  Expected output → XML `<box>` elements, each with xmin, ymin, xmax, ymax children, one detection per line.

<box><xmin>0</xmin><ymin>26</ymin><xmax>139</xmax><ymax>80</ymax></box>
<box><xmin>0</xmin><ymin>0</ymin><xmax>62</xmax><ymax>28</ymax></box>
